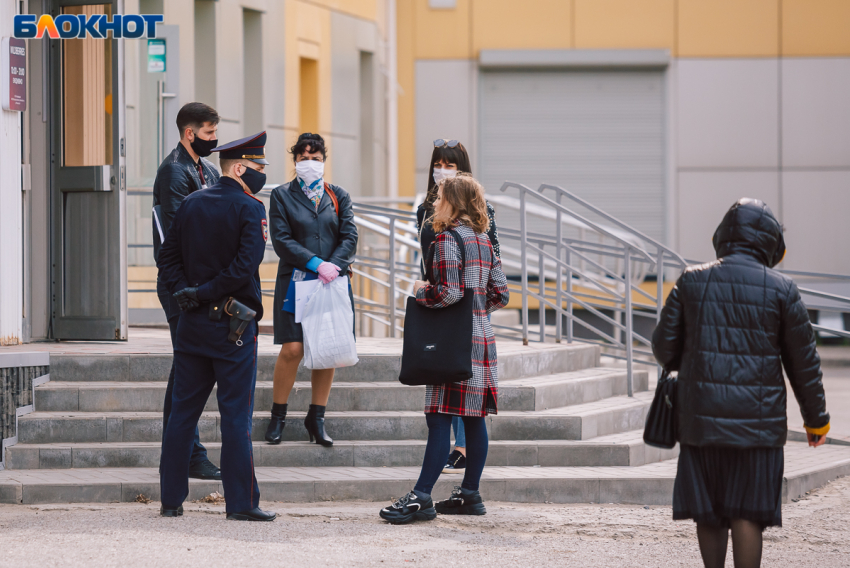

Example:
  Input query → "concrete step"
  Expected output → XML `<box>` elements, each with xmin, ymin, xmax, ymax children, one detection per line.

<box><xmin>5</xmin><ymin>430</ymin><xmax>678</xmax><ymax>470</ymax></box>
<box><xmin>1</xmin><ymin>442</ymin><xmax>847</xmax><ymax>506</ymax></box>
<box><xmin>33</xmin><ymin>369</ymin><xmax>648</xmax><ymax>413</ymax></box>
<box><xmin>46</xmin><ymin>343</ymin><xmax>599</xmax><ymax>383</ymax></box>
<box><xmin>17</xmin><ymin>393</ymin><xmax>653</xmax><ymax>444</ymax></box>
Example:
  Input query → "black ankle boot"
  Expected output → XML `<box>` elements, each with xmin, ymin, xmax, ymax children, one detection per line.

<box><xmin>304</xmin><ymin>404</ymin><xmax>333</xmax><ymax>447</ymax></box>
<box><xmin>264</xmin><ymin>403</ymin><xmax>287</xmax><ymax>444</ymax></box>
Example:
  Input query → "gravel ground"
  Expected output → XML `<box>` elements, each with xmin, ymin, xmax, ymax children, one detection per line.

<box><xmin>1</xmin><ymin>476</ymin><xmax>848</xmax><ymax>568</ymax></box>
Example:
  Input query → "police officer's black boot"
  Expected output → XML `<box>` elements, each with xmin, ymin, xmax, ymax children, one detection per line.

<box><xmin>264</xmin><ymin>403</ymin><xmax>287</xmax><ymax>444</ymax></box>
<box><xmin>304</xmin><ymin>404</ymin><xmax>333</xmax><ymax>447</ymax></box>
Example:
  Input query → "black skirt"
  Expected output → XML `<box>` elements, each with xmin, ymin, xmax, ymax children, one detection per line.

<box><xmin>272</xmin><ymin>271</ymin><xmax>356</xmax><ymax>345</ymax></box>
<box><xmin>673</xmin><ymin>445</ymin><xmax>784</xmax><ymax>529</ymax></box>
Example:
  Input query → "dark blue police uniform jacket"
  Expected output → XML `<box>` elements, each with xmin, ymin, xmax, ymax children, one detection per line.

<box><xmin>156</xmin><ymin>176</ymin><xmax>267</xmax><ymax>514</ymax></box>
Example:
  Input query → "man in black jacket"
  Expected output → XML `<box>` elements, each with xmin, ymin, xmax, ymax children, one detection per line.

<box><xmin>153</xmin><ymin>102</ymin><xmax>222</xmax><ymax>480</ymax></box>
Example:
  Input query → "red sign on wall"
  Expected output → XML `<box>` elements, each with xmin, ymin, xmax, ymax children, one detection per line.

<box><xmin>2</xmin><ymin>37</ymin><xmax>26</xmax><ymax>112</ymax></box>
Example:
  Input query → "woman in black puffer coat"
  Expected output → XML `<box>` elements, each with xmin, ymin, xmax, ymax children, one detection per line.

<box><xmin>652</xmin><ymin>198</ymin><xmax>830</xmax><ymax>568</ymax></box>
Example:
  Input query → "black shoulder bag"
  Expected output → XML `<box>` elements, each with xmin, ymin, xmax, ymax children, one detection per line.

<box><xmin>399</xmin><ymin>229</ymin><xmax>474</xmax><ymax>386</ymax></box>
<box><xmin>643</xmin><ymin>369</ymin><xmax>678</xmax><ymax>449</ymax></box>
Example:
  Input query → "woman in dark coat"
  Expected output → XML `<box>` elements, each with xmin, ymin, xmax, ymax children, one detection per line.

<box><xmin>264</xmin><ymin>133</ymin><xmax>358</xmax><ymax>447</ymax></box>
<box><xmin>379</xmin><ymin>175</ymin><xmax>510</xmax><ymax>525</ymax></box>
<box><xmin>652</xmin><ymin>198</ymin><xmax>830</xmax><ymax>568</ymax></box>
<box><xmin>415</xmin><ymin>139</ymin><xmax>500</xmax><ymax>475</ymax></box>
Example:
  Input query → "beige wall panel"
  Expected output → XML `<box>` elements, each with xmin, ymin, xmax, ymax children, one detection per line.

<box><xmin>677</xmin><ymin>59</ymin><xmax>779</xmax><ymax>168</ymax></box>
<box><xmin>782</xmin><ymin>58</ymin><xmax>850</xmax><ymax>168</ymax></box>
<box><xmin>574</xmin><ymin>0</ymin><xmax>674</xmax><ymax>51</ymax></box>
<box><xmin>398</xmin><ymin>0</ymin><xmax>417</xmax><ymax>196</ymax></box>
<box><xmin>215</xmin><ymin>0</ymin><xmax>244</xmax><ymax>125</ymax></box>
<box><xmin>414</xmin><ymin>0</ymin><xmax>472</xmax><ymax>59</ymax></box>
<box><xmin>472</xmin><ymin>0</ymin><xmax>571</xmax><ymax>52</ymax></box>
<box><xmin>163</xmin><ymin>0</ymin><xmax>195</xmax><ymax>101</ymax></box>
<box><xmin>781</xmin><ymin>171</ymin><xmax>850</xmax><ymax>274</ymax></box>
<box><xmin>415</xmin><ymin>60</ymin><xmax>475</xmax><ymax>186</ymax></box>
<box><xmin>782</xmin><ymin>0</ymin><xmax>850</xmax><ymax>56</ymax></box>
<box><xmin>678</xmin><ymin>0</ymin><xmax>779</xmax><ymax>57</ymax></box>
<box><xmin>677</xmin><ymin>171</ymin><xmax>780</xmax><ymax>263</ymax></box>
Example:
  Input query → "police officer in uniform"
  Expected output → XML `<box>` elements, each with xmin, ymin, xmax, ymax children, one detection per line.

<box><xmin>157</xmin><ymin>132</ymin><xmax>275</xmax><ymax>521</ymax></box>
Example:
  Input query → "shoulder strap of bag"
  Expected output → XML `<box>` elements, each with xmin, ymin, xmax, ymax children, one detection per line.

<box><xmin>323</xmin><ymin>182</ymin><xmax>339</xmax><ymax>217</ymax></box>
<box><xmin>426</xmin><ymin>228</ymin><xmax>466</xmax><ymax>284</ymax></box>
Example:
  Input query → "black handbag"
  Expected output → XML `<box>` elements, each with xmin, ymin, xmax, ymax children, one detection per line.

<box><xmin>399</xmin><ymin>229</ymin><xmax>474</xmax><ymax>386</ymax></box>
<box><xmin>643</xmin><ymin>369</ymin><xmax>678</xmax><ymax>449</ymax></box>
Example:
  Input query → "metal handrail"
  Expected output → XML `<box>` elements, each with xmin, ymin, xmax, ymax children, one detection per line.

<box><xmin>127</xmin><ymin>184</ymin><xmax>849</xmax><ymax>388</ymax></box>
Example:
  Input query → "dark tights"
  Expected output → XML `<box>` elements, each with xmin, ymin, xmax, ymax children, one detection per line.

<box><xmin>697</xmin><ymin>520</ymin><xmax>763</xmax><ymax>568</ymax></box>
<box><xmin>414</xmin><ymin>413</ymin><xmax>488</xmax><ymax>495</ymax></box>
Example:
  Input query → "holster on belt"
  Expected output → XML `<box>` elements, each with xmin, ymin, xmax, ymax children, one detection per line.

<box><xmin>209</xmin><ymin>297</ymin><xmax>257</xmax><ymax>345</ymax></box>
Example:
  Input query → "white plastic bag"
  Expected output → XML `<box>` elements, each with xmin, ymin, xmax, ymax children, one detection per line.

<box><xmin>301</xmin><ymin>276</ymin><xmax>359</xmax><ymax>370</ymax></box>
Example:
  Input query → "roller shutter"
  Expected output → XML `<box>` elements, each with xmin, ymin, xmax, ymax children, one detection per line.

<box><xmin>478</xmin><ymin>69</ymin><xmax>666</xmax><ymax>242</ymax></box>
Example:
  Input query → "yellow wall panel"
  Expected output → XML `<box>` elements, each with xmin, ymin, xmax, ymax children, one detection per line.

<box><xmin>397</xmin><ymin>0</ymin><xmax>417</xmax><ymax>196</ymax></box>
<box><xmin>284</xmin><ymin>1</ymin><xmax>334</xmax><ymax>181</ymax></box>
<box><xmin>472</xmin><ymin>0</ymin><xmax>572</xmax><ymax>53</ymax></box>
<box><xmin>574</xmin><ymin>0</ymin><xmax>674</xmax><ymax>51</ymax></box>
<box><xmin>307</xmin><ymin>0</ymin><xmax>378</xmax><ymax>21</ymax></box>
<box><xmin>678</xmin><ymin>0</ymin><xmax>779</xmax><ymax>57</ymax></box>
<box><xmin>414</xmin><ymin>0</ymin><xmax>472</xmax><ymax>59</ymax></box>
<box><xmin>782</xmin><ymin>0</ymin><xmax>850</xmax><ymax>56</ymax></box>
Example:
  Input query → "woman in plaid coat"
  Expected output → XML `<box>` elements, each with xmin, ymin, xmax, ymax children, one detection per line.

<box><xmin>380</xmin><ymin>175</ymin><xmax>510</xmax><ymax>524</ymax></box>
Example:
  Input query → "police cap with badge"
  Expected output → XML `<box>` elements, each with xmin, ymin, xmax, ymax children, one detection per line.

<box><xmin>212</xmin><ymin>131</ymin><xmax>269</xmax><ymax>164</ymax></box>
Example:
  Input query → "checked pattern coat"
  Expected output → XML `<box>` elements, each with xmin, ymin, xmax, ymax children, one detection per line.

<box><xmin>416</xmin><ymin>224</ymin><xmax>510</xmax><ymax>417</ymax></box>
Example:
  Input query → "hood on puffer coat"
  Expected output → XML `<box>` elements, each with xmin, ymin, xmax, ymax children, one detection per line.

<box><xmin>712</xmin><ymin>198</ymin><xmax>786</xmax><ymax>268</ymax></box>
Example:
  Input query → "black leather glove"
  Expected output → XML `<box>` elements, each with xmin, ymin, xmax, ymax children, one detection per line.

<box><xmin>173</xmin><ymin>287</ymin><xmax>200</xmax><ymax>311</ymax></box>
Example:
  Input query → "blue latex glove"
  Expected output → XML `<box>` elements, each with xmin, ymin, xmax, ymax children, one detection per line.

<box><xmin>306</xmin><ymin>256</ymin><xmax>323</xmax><ymax>273</ymax></box>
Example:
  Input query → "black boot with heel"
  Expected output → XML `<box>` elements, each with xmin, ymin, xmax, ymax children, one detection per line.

<box><xmin>305</xmin><ymin>404</ymin><xmax>333</xmax><ymax>447</ymax></box>
<box><xmin>264</xmin><ymin>403</ymin><xmax>287</xmax><ymax>444</ymax></box>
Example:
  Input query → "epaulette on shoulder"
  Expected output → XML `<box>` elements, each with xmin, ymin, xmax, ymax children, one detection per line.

<box><xmin>243</xmin><ymin>191</ymin><xmax>264</xmax><ymax>204</ymax></box>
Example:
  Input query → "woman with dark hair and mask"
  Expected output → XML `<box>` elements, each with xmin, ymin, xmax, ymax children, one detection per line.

<box><xmin>652</xmin><ymin>198</ymin><xmax>830</xmax><ymax>568</ymax></box>
<box><xmin>416</xmin><ymin>139</ymin><xmax>501</xmax><ymax>475</ymax></box>
<box><xmin>264</xmin><ymin>133</ymin><xmax>359</xmax><ymax>447</ymax></box>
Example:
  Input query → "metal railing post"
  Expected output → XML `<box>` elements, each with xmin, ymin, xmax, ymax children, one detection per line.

<box><xmin>656</xmin><ymin>247</ymin><xmax>665</xmax><ymax>324</ymax></box>
<box><xmin>565</xmin><ymin>248</ymin><xmax>573</xmax><ymax>343</ymax></box>
<box><xmin>388</xmin><ymin>217</ymin><xmax>397</xmax><ymax>338</ymax></box>
<box><xmin>624</xmin><ymin>245</ymin><xmax>634</xmax><ymax>397</ymax></box>
<box><xmin>520</xmin><ymin>189</ymin><xmax>529</xmax><ymax>345</ymax></box>
<box><xmin>555</xmin><ymin>191</ymin><xmax>563</xmax><ymax>343</ymax></box>
<box><xmin>539</xmin><ymin>249</ymin><xmax>546</xmax><ymax>343</ymax></box>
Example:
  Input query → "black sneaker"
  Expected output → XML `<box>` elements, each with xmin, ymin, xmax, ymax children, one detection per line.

<box><xmin>435</xmin><ymin>486</ymin><xmax>487</xmax><ymax>516</ymax></box>
<box><xmin>379</xmin><ymin>491</ymin><xmax>437</xmax><ymax>524</ymax></box>
<box><xmin>442</xmin><ymin>450</ymin><xmax>466</xmax><ymax>474</ymax></box>
<box><xmin>188</xmin><ymin>460</ymin><xmax>222</xmax><ymax>481</ymax></box>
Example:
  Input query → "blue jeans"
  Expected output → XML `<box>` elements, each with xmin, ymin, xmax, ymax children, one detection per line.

<box><xmin>452</xmin><ymin>416</ymin><xmax>466</xmax><ymax>448</ymax></box>
<box><xmin>414</xmin><ymin>413</ymin><xmax>488</xmax><ymax>495</ymax></box>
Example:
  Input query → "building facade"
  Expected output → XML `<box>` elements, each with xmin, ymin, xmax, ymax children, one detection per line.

<box><xmin>396</xmin><ymin>0</ymin><xmax>850</xmax><ymax>275</ymax></box>
<box><xmin>2</xmin><ymin>0</ymin><xmax>849</xmax><ymax>344</ymax></box>
<box><xmin>0</xmin><ymin>0</ymin><xmax>394</xmax><ymax>343</ymax></box>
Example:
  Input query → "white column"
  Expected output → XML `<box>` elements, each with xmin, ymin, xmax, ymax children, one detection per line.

<box><xmin>0</xmin><ymin>0</ymin><xmax>23</xmax><ymax>345</ymax></box>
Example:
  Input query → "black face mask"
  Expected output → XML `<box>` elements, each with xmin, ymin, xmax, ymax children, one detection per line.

<box><xmin>239</xmin><ymin>166</ymin><xmax>267</xmax><ymax>195</ymax></box>
<box><xmin>190</xmin><ymin>132</ymin><xmax>218</xmax><ymax>157</ymax></box>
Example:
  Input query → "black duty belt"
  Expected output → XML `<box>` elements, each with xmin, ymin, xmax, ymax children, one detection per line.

<box><xmin>209</xmin><ymin>297</ymin><xmax>257</xmax><ymax>346</ymax></box>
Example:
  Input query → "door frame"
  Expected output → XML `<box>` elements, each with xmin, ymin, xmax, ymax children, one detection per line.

<box><xmin>48</xmin><ymin>0</ymin><xmax>127</xmax><ymax>340</ymax></box>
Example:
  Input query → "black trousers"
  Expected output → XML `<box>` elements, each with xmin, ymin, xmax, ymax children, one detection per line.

<box><xmin>159</xmin><ymin>283</ymin><xmax>208</xmax><ymax>467</ymax></box>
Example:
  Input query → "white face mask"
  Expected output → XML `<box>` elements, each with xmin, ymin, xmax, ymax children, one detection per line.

<box><xmin>432</xmin><ymin>167</ymin><xmax>457</xmax><ymax>184</ymax></box>
<box><xmin>296</xmin><ymin>160</ymin><xmax>325</xmax><ymax>185</ymax></box>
